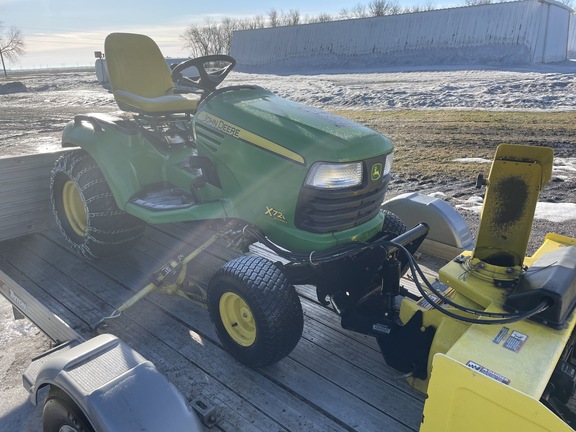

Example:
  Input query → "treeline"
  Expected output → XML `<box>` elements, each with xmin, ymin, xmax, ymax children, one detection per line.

<box><xmin>180</xmin><ymin>1</ymin><xmax>438</xmax><ymax>57</ymax></box>
<box><xmin>180</xmin><ymin>0</ymin><xmax>574</xmax><ymax>57</ymax></box>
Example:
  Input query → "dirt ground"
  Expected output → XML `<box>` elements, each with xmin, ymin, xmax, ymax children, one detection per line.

<box><xmin>0</xmin><ymin>297</ymin><xmax>48</xmax><ymax>431</ymax></box>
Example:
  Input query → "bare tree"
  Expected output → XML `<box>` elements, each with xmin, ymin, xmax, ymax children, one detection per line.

<box><xmin>181</xmin><ymin>14</ymin><xmax>270</xmax><ymax>58</ymax></box>
<box><xmin>343</xmin><ymin>3</ymin><xmax>369</xmax><ymax>19</ymax></box>
<box><xmin>250</xmin><ymin>15</ymin><xmax>266</xmax><ymax>29</ymax></box>
<box><xmin>404</xmin><ymin>2</ymin><xmax>436</xmax><ymax>13</ymax></box>
<box><xmin>286</xmin><ymin>9</ymin><xmax>301</xmax><ymax>26</ymax></box>
<box><xmin>369</xmin><ymin>0</ymin><xmax>401</xmax><ymax>16</ymax></box>
<box><xmin>220</xmin><ymin>18</ymin><xmax>239</xmax><ymax>51</ymax></box>
<box><xmin>181</xmin><ymin>18</ymin><xmax>220</xmax><ymax>57</ymax></box>
<box><xmin>308</xmin><ymin>13</ymin><xmax>334</xmax><ymax>23</ymax></box>
<box><xmin>268</xmin><ymin>9</ymin><xmax>279</xmax><ymax>27</ymax></box>
<box><xmin>0</xmin><ymin>22</ymin><xmax>26</xmax><ymax>77</ymax></box>
<box><xmin>463</xmin><ymin>0</ymin><xmax>493</xmax><ymax>5</ymax></box>
<box><xmin>420</xmin><ymin>2</ymin><xmax>437</xmax><ymax>11</ymax></box>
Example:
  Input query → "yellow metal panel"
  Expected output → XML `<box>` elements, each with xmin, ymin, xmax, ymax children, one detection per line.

<box><xmin>473</xmin><ymin>144</ymin><xmax>554</xmax><ymax>267</ymax></box>
<box><xmin>495</xmin><ymin>144</ymin><xmax>554</xmax><ymax>185</ymax></box>
<box><xmin>473</xmin><ymin>159</ymin><xmax>542</xmax><ymax>266</ymax></box>
<box><xmin>416</xmin><ymin>145</ymin><xmax>574</xmax><ymax>430</ymax></box>
<box><xmin>524</xmin><ymin>233</ymin><xmax>576</xmax><ymax>267</ymax></box>
<box><xmin>422</xmin><ymin>354</ymin><xmax>573</xmax><ymax>432</ymax></box>
<box><xmin>445</xmin><ymin>307</ymin><xmax>576</xmax><ymax>398</ymax></box>
<box><xmin>405</xmin><ymin>312</ymin><xmax>469</xmax><ymax>394</ymax></box>
<box><xmin>438</xmin><ymin>255</ymin><xmax>508</xmax><ymax>309</ymax></box>
<box><xmin>414</xmin><ymin>242</ymin><xmax>576</xmax><ymax>396</ymax></box>
<box><xmin>437</xmin><ymin>255</ymin><xmax>576</xmax><ymax>398</ymax></box>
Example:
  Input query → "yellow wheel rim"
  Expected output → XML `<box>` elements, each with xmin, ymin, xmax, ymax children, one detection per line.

<box><xmin>62</xmin><ymin>180</ymin><xmax>88</xmax><ymax>237</ymax></box>
<box><xmin>219</xmin><ymin>292</ymin><xmax>256</xmax><ymax>347</ymax></box>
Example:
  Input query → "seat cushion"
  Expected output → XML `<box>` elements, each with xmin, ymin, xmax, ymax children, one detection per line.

<box><xmin>114</xmin><ymin>90</ymin><xmax>200</xmax><ymax>114</ymax></box>
<box><xmin>105</xmin><ymin>33</ymin><xmax>200</xmax><ymax>114</ymax></box>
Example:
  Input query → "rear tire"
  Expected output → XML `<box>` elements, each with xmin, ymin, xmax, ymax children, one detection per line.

<box><xmin>208</xmin><ymin>255</ymin><xmax>304</xmax><ymax>367</ymax></box>
<box><xmin>43</xmin><ymin>386</ymin><xmax>94</xmax><ymax>432</ymax></box>
<box><xmin>50</xmin><ymin>150</ymin><xmax>145</xmax><ymax>259</ymax></box>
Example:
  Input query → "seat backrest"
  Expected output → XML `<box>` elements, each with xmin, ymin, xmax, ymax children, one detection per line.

<box><xmin>105</xmin><ymin>33</ymin><xmax>174</xmax><ymax>98</ymax></box>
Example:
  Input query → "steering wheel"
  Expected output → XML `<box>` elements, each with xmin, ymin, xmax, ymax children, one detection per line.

<box><xmin>171</xmin><ymin>55</ymin><xmax>236</xmax><ymax>92</ymax></box>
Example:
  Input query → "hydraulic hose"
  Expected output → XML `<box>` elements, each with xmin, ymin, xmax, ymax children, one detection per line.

<box><xmin>386</xmin><ymin>240</ymin><xmax>551</xmax><ymax>325</ymax></box>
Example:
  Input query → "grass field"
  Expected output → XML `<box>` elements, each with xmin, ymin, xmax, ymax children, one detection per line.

<box><xmin>335</xmin><ymin>110</ymin><xmax>576</xmax><ymax>179</ymax></box>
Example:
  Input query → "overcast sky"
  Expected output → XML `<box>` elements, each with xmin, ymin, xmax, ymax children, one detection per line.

<box><xmin>1</xmin><ymin>0</ymin><xmax>460</xmax><ymax>69</ymax></box>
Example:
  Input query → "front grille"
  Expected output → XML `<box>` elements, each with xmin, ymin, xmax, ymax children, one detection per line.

<box><xmin>295</xmin><ymin>155</ymin><xmax>391</xmax><ymax>233</ymax></box>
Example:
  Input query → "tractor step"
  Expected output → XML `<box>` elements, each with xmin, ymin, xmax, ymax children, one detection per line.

<box><xmin>130</xmin><ymin>183</ymin><xmax>195</xmax><ymax>211</ymax></box>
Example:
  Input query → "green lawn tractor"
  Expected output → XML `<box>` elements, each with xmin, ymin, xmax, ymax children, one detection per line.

<box><xmin>52</xmin><ymin>33</ymin><xmax>576</xmax><ymax>430</ymax></box>
<box><xmin>52</xmin><ymin>31</ymin><xmax>404</xmax><ymax>367</ymax></box>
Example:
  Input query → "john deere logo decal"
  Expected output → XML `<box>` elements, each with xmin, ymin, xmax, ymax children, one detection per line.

<box><xmin>371</xmin><ymin>163</ymin><xmax>383</xmax><ymax>181</ymax></box>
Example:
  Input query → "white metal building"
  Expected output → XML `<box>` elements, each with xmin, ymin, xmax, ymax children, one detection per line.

<box><xmin>568</xmin><ymin>11</ymin><xmax>576</xmax><ymax>57</ymax></box>
<box><xmin>231</xmin><ymin>0</ymin><xmax>573</xmax><ymax>71</ymax></box>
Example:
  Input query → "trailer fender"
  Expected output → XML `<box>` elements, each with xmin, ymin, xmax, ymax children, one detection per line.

<box><xmin>382</xmin><ymin>192</ymin><xmax>474</xmax><ymax>260</ymax></box>
<box><xmin>26</xmin><ymin>334</ymin><xmax>203</xmax><ymax>432</ymax></box>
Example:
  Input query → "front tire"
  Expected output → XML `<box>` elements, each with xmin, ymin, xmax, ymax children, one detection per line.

<box><xmin>43</xmin><ymin>386</ymin><xmax>94</xmax><ymax>432</ymax></box>
<box><xmin>50</xmin><ymin>150</ymin><xmax>145</xmax><ymax>259</ymax></box>
<box><xmin>381</xmin><ymin>209</ymin><xmax>407</xmax><ymax>238</ymax></box>
<box><xmin>208</xmin><ymin>255</ymin><xmax>304</xmax><ymax>367</ymax></box>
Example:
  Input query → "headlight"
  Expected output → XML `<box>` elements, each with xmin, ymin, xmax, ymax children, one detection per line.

<box><xmin>384</xmin><ymin>151</ymin><xmax>394</xmax><ymax>176</ymax></box>
<box><xmin>305</xmin><ymin>162</ymin><xmax>363</xmax><ymax>189</ymax></box>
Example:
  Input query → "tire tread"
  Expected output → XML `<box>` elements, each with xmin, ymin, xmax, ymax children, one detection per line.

<box><xmin>209</xmin><ymin>255</ymin><xmax>304</xmax><ymax>367</ymax></box>
<box><xmin>51</xmin><ymin>149</ymin><xmax>145</xmax><ymax>259</ymax></box>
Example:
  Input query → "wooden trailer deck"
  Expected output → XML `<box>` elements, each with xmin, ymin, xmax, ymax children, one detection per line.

<box><xmin>0</xmin><ymin>220</ymin><xmax>442</xmax><ymax>432</ymax></box>
<box><xmin>0</xmin><ymin>151</ymin><xmax>444</xmax><ymax>431</ymax></box>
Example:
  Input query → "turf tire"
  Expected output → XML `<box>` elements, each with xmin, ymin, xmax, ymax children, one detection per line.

<box><xmin>43</xmin><ymin>386</ymin><xmax>94</xmax><ymax>432</ymax></box>
<box><xmin>381</xmin><ymin>209</ymin><xmax>409</xmax><ymax>276</ymax></box>
<box><xmin>51</xmin><ymin>149</ymin><xmax>145</xmax><ymax>259</ymax></box>
<box><xmin>208</xmin><ymin>255</ymin><xmax>304</xmax><ymax>367</ymax></box>
<box><xmin>381</xmin><ymin>209</ymin><xmax>407</xmax><ymax>238</ymax></box>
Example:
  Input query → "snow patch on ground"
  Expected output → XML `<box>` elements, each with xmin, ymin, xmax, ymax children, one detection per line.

<box><xmin>534</xmin><ymin>202</ymin><xmax>576</xmax><ymax>222</ymax></box>
<box><xmin>0</xmin><ymin>311</ymin><xmax>38</xmax><ymax>344</ymax></box>
<box><xmin>453</xmin><ymin>155</ymin><xmax>575</xmax><ymax>223</ymax></box>
<box><xmin>454</xmin><ymin>157</ymin><xmax>492</xmax><ymax>163</ymax></box>
<box><xmin>227</xmin><ymin>62</ymin><xmax>576</xmax><ymax>111</ymax></box>
<box><xmin>456</xmin><ymin>195</ymin><xmax>576</xmax><ymax>222</ymax></box>
<box><xmin>554</xmin><ymin>158</ymin><xmax>576</xmax><ymax>175</ymax></box>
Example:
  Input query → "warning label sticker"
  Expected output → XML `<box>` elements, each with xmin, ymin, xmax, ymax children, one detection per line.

<box><xmin>416</xmin><ymin>280</ymin><xmax>455</xmax><ymax>310</ymax></box>
<box><xmin>466</xmin><ymin>360</ymin><xmax>511</xmax><ymax>385</ymax></box>
<box><xmin>503</xmin><ymin>331</ymin><xmax>528</xmax><ymax>353</ymax></box>
<box><xmin>492</xmin><ymin>327</ymin><xmax>509</xmax><ymax>344</ymax></box>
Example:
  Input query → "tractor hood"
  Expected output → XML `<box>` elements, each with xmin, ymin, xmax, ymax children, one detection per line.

<box><xmin>192</xmin><ymin>86</ymin><xmax>394</xmax><ymax>252</ymax></box>
<box><xmin>194</xmin><ymin>86</ymin><xmax>393</xmax><ymax>165</ymax></box>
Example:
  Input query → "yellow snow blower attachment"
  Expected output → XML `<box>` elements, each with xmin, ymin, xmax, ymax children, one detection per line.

<box><xmin>399</xmin><ymin>144</ymin><xmax>576</xmax><ymax>431</ymax></box>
